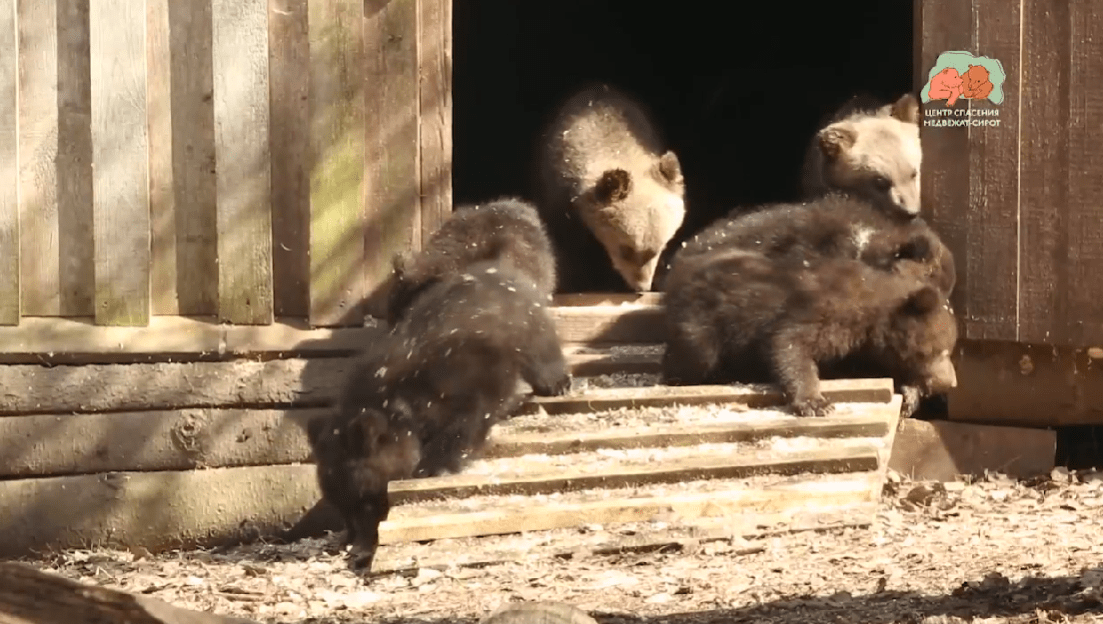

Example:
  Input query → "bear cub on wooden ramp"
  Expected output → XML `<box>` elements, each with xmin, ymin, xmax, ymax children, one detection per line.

<box><xmin>669</xmin><ymin>193</ymin><xmax>956</xmax><ymax>297</ymax></box>
<box><xmin>307</xmin><ymin>261</ymin><xmax>572</xmax><ymax>573</ymax></box>
<box><xmin>533</xmin><ymin>82</ymin><xmax>687</xmax><ymax>293</ymax></box>
<box><xmin>661</xmin><ymin>247</ymin><xmax>959</xmax><ymax>418</ymax></box>
<box><xmin>800</xmin><ymin>93</ymin><xmax>923</xmax><ymax>219</ymax></box>
<box><xmin>385</xmin><ymin>197</ymin><xmax>557</xmax><ymax>326</ymax></box>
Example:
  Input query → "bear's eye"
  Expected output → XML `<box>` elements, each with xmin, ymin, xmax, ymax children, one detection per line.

<box><xmin>619</xmin><ymin>244</ymin><xmax>637</xmax><ymax>262</ymax></box>
<box><xmin>873</xmin><ymin>176</ymin><xmax>892</xmax><ymax>191</ymax></box>
<box><xmin>910</xmin><ymin>169</ymin><xmax>919</xmax><ymax>181</ymax></box>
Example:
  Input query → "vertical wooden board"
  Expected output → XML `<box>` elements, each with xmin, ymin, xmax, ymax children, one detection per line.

<box><xmin>417</xmin><ymin>0</ymin><xmax>452</xmax><ymax>247</ymax></box>
<box><xmin>0</xmin><ymin>0</ymin><xmax>17</xmax><ymax>324</ymax></box>
<box><xmin>962</xmin><ymin>0</ymin><xmax>1020</xmax><ymax>342</ymax></box>
<box><xmin>306</xmin><ymin>0</ymin><xmax>366</xmax><ymax>327</ymax></box>
<box><xmin>56</xmin><ymin>0</ymin><xmax>94</xmax><ymax>317</ymax></box>
<box><xmin>1064</xmin><ymin>6</ymin><xmax>1103</xmax><ymax>346</ymax></box>
<box><xmin>167</xmin><ymin>0</ymin><xmax>218</xmax><ymax>316</ymax></box>
<box><xmin>211</xmin><ymin>0</ymin><xmax>274</xmax><ymax>325</ymax></box>
<box><xmin>16</xmin><ymin>0</ymin><xmax>59</xmax><ymax>316</ymax></box>
<box><xmin>89</xmin><ymin>0</ymin><xmax>150</xmax><ymax>326</ymax></box>
<box><xmin>362</xmin><ymin>0</ymin><xmax>420</xmax><ymax>321</ymax></box>
<box><xmin>917</xmin><ymin>1</ymin><xmax>973</xmax><ymax>321</ymax></box>
<box><xmin>147</xmin><ymin>0</ymin><xmax>177</xmax><ymax>315</ymax></box>
<box><xmin>268</xmin><ymin>0</ymin><xmax>310</xmax><ymax>319</ymax></box>
<box><xmin>1017</xmin><ymin>0</ymin><xmax>1069</xmax><ymax>345</ymax></box>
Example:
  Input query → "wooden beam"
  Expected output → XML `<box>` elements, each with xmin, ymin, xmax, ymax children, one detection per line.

<box><xmin>0</xmin><ymin>347</ymin><xmax>667</xmax><ymax>413</ymax></box>
<box><xmin>306</xmin><ymin>0</ymin><xmax>367</xmax><ymax>327</ymax></box>
<box><xmin>378</xmin><ymin>475</ymin><xmax>882</xmax><ymax>545</ymax></box>
<box><xmin>416</xmin><ymin>0</ymin><xmax>452</xmax><ymax>246</ymax></box>
<box><xmin>0</xmin><ymin>0</ymin><xmax>16</xmax><ymax>324</ymax></box>
<box><xmin>146</xmin><ymin>0</ymin><xmax>177</xmax><ymax>316</ymax></box>
<box><xmin>56</xmin><ymin>0</ymin><xmax>94</xmax><ymax>319</ymax></box>
<box><xmin>552</xmin><ymin>292</ymin><xmax>663</xmax><ymax>307</ymax></box>
<box><xmin>211</xmin><ymin>0</ymin><xmax>273</xmax><ymax>325</ymax></box>
<box><xmin>361</xmin><ymin>0</ymin><xmax>420</xmax><ymax>321</ymax></box>
<box><xmin>948</xmin><ymin>339</ymin><xmax>1103</xmax><ymax>426</ymax></box>
<box><xmin>0</xmin><ymin>462</ymin><xmax>885</xmax><ymax>558</ymax></box>
<box><xmin>889</xmin><ymin>418</ymin><xmax>1055</xmax><ymax>481</ymax></box>
<box><xmin>552</xmin><ymin>304</ymin><xmax>667</xmax><ymax>344</ymax></box>
<box><xmin>528</xmin><ymin>378</ymin><xmax>896</xmax><ymax>414</ymax></box>
<box><xmin>0</xmin><ymin>562</ymin><xmax>260</xmax><ymax>624</ymax></box>
<box><xmin>0</xmin><ymin>405</ymin><xmax>892</xmax><ymax>479</ymax></box>
<box><xmin>167</xmin><ymin>0</ymin><xmax>218</xmax><ymax>316</ymax></box>
<box><xmin>268</xmin><ymin>0</ymin><xmax>310</xmax><ymax>319</ymax></box>
<box><xmin>16</xmin><ymin>0</ymin><xmax>60</xmax><ymax>317</ymax></box>
<box><xmin>0</xmin><ymin>317</ymin><xmax>667</xmax><ymax>365</ymax></box>
<box><xmin>89</xmin><ymin>0</ymin><xmax>150</xmax><ymax>326</ymax></box>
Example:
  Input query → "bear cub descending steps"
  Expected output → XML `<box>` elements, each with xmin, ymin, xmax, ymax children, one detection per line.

<box><xmin>385</xmin><ymin>197</ymin><xmax>557</xmax><ymax>327</ymax></box>
<box><xmin>533</xmin><ymin>82</ymin><xmax>687</xmax><ymax>293</ymax></box>
<box><xmin>307</xmin><ymin>261</ymin><xmax>572</xmax><ymax>574</ymax></box>
<box><xmin>660</xmin><ymin>247</ymin><xmax>959</xmax><ymax>418</ymax></box>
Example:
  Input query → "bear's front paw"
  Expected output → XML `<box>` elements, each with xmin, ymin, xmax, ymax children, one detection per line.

<box><xmin>899</xmin><ymin>385</ymin><xmax>923</xmax><ymax>418</ymax></box>
<box><xmin>791</xmin><ymin>394</ymin><xmax>834</xmax><ymax>418</ymax></box>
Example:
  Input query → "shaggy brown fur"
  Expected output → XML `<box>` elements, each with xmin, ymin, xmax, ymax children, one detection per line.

<box><xmin>668</xmin><ymin>193</ymin><xmax>956</xmax><ymax>297</ymax></box>
<box><xmin>385</xmin><ymin>197</ymin><xmax>557</xmax><ymax>326</ymax></box>
<box><xmin>661</xmin><ymin>248</ymin><xmax>959</xmax><ymax>418</ymax></box>
<box><xmin>800</xmin><ymin>93</ymin><xmax>923</xmax><ymax>219</ymax></box>
<box><xmin>307</xmin><ymin>261</ymin><xmax>572</xmax><ymax>574</ymax></box>
<box><xmin>532</xmin><ymin>82</ymin><xmax>686</xmax><ymax>293</ymax></box>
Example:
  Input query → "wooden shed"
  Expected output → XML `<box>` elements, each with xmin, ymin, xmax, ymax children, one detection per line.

<box><xmin>0</xmin><ymin>0</ymin><xmax>1094</xmax><ymax>556</ymax></box>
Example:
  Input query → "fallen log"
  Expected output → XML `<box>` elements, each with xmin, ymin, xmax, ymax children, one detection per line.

<box><xmin>0</xmin><ymin>562</ymin><xmax>258</xmax><ymax>624</ymax></box>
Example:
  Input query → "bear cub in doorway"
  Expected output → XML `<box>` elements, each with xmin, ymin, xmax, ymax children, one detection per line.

<box><xmin>532</xmin><ymin>82</ymin><xmax>687</xmax><ymax>293</ymax></box>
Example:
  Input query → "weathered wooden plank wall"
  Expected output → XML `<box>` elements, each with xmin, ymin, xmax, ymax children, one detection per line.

<box><xmin>0</xmin><ymin>0</ymin><xmax>17</xmax><ymax>324</ymax></box>
<box><xmin>0</xmin><ymin>0</ymin><xmax>451</xmax><ymax>328</ymax></box>
<box><xmin>919</xmin><ymin>0</ymin><xmax>1103</xmax><ymax>349</ymax></box>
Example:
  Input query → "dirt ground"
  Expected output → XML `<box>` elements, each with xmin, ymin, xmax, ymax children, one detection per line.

<box><xmin>25</xmin><ymin>466</ymin><xmax>1103</xmax><ymax>624</ymax></box>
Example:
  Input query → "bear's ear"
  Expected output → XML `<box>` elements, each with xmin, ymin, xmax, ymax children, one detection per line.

<box><xmin>818</xmin><ymin>124</ymin><xmax>857</xmax><ymax>160</ymax></box>
<box><xmin>595</xmin><ymin>168</ymin><xmax>633</xmax><ymax>204</ymax></box>
<box><xmin>657</xmin><ymin>150</ymin><xmax>682</xmax><ymax>184</ymax></box>
<box><xmin>901</xmin><ymin>285</ymin><xmax>941</xmax><ymax>316</ymax></box>
<box><xmin>890</xmin><ymin>93</ymin><xmax>920</xmax><ymax>124</ymax></box>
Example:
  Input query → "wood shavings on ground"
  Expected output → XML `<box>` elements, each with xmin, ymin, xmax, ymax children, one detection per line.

<box><xmin>24</xmin><ymin>469</ymin><xmax>1103</xmax><ymax>624</ymax></box>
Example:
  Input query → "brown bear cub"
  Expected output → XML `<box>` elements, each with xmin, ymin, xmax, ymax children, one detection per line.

<box><xmin>799</xmin><ymin>93</ymin><xmax>923</xmax><ymax>219</ymax></box>
<box><xmin>385</xmin><ymin>197</ymin><xmax>557</xmax><ymax>326</ymax></box>
<box><xmin>661</xmin><ymin>247</ymin><xmax>958</xmax><ymax>418</ymax></box>
<box><xmin>532</xmin><ymin>82</ymin><xmax>687</xmax><ymax>293</ymax></box>
<box><xmin>307</xmin><ymin>261</ymin><xmax>572</xmax><ymax>574</ymax></box>
<box><xmin>669</xmin><ymin>193</ymin><xmax>956</xmax><ymax>298</ymax></box>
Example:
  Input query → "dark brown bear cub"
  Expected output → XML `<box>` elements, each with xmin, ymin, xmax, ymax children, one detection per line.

<box><xmin>661</xmin><ymin>248</ymin><xmax>958</xmax><ymax>418</ymax></box>
<box><xmin>668</xmin><ymin>193</ymin><xmax>956</xmax><ymax>297</ymax></box>
<box><xmin>307</xmin><ymin>261</ymin><xmax>572</xmax><ymax>574</ymax></box>
<box><xmin>385</xmin><ymin>197</ymin><xmax>557</xmax><ymax>326</ymax></box>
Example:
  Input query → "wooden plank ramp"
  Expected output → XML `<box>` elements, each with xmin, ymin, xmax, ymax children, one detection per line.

<box><xmin>0</xmin><ymin>376</ymin><xmax>902</xmax><ymax>562</ymax></box>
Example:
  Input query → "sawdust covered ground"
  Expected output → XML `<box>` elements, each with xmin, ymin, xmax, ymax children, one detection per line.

<box><xmin>27</xmin><ymin>468</ymin><xmax>1103</xmax><ymax>624</ymax></box>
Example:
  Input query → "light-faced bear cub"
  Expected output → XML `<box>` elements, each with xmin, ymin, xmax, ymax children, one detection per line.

<box><xmin>533</xmin><ymin>82</ymin><xmax>686</xmax><ymax>293</ymax></box>
<box><xmin>307</xmin><ymin>261</ymin><xmax>572</xmax><ymax>574</ymax></box>
<box><xmin>800</xmin><ymin>93</ymin><xmax>923</xmax><ymax>219</ymax></box>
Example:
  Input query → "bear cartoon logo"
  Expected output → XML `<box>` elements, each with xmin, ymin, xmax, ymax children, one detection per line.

<box><xmin>927</xmin><ymin>67</ymin><xmax>964</xmax><ymax>106</ymax></box>
<box><xmin>961</xmin><ymin>64</ymin><xmax>994</xmax><ymax>100</ymax></box>
<box><xmin>921</xmin><ymin>51</ymin><xmax>1007</xmax><ymax>106</ymax></box>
